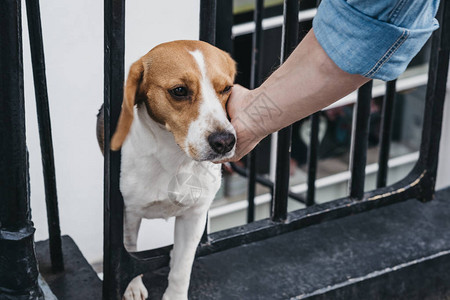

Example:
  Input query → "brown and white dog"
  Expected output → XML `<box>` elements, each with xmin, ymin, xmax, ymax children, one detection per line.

<box><xmin>98</xmin><ymin>40</ymin><xmax>236</xmax><ymax>300</ymax></box>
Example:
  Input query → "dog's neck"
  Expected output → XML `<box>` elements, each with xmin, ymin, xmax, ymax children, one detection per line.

<box><xmin>122</xmin><ymin>104</ymin><xmax>202</xmax><ymax>171</ymax></box>
<box><xmin>120</xmin><ymin>104</ymin><xmax>222</xmax><ymax>191</ymax></box>
<box><xmin>129</xmin><ymin>105</ymin><xmax>183</xmax><ymax>154</ymax></box>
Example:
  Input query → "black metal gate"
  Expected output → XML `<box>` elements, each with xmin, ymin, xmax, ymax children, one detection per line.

<box><xmin>0</xmin><ymin>0</ymin><xmax>65</xmax><ymax>298</ymax></box>
<box><xmin>0</xmin><ymin>0</ymin><xmax>448</xmax><ymax>299</ymax></box>
<box><xmin>102</xmin><ymin>0</ymin><xmax>449</xmax><ymax>299</ymax></box>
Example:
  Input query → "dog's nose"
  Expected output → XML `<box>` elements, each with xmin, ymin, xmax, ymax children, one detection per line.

<box><xmin>208</xmin><ymin>132</ymin><xmax>236</xmax><ymax>155</ymax></box>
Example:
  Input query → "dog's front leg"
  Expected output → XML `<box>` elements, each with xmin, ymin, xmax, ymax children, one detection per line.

<box><xmin>163</xmin><ymin>209</ymin><xmax>208</xmax><ymax>300</ymax></box>
<box><xmin>123</xmin><ymin>209</ymin><xmax>142</xmax><ymax>252</ymax></box>
<box><xmin>123</xmin><ymin>210</ymin><xmax>148</xmax><ymax>300</ymax></box>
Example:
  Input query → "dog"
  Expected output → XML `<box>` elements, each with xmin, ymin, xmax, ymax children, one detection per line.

<box><xmin>97</xmin><ymin>40</ymin><xmax>237</xmax><ymax>300</ymax></box>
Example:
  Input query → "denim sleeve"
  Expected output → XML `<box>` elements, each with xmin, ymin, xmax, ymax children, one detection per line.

<box><xmin>312</xmin><ymin>0</ymin><xmax>440</xmax><ymax>81</ymax></box>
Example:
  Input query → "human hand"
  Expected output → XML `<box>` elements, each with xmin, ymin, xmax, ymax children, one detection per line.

<box><xmin>220</xmin><ymin>85</ymin><xmax>268</xmax><ymax>162</ymax></box>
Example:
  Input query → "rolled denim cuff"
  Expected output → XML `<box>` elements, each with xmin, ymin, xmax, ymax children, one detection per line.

<box><xmin>313</xmin><ymin>0</ymin><xmax>439</xmax><ymax>81</ymax></box>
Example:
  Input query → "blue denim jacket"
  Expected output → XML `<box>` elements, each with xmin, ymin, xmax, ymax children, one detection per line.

<box><xmin>313</xmin><ymin>0</ymin><xmax>440</xmax><ymax>81</ymax></box>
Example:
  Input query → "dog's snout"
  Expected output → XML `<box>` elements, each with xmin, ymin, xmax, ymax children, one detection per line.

<box><xmin>208</xmin><ymin>132</ymin><xmax>235</xmax><ymax>155</ymax></box>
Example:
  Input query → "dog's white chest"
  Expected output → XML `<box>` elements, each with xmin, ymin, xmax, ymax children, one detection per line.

<box><xmin>119</xmin><ymin>108</ymin><xmax>222</xmax><ymax>219</ymax></box>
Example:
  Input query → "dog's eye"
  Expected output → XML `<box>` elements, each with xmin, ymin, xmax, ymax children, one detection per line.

<box><xmin>221</xmin><ymin>85</ymin><xmax>232</xmax><ymax>94</ymax></box>
<box><xmin>169</xmin><ymin>86</ymin><xmax>189</xmax><ymax>99</ymax></box>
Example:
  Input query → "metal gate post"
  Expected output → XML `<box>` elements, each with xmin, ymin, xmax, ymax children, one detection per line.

<box><xmin>0</xmin><ymin>0</ymin><xmax>44</xmax><ymax>299</ymax></box>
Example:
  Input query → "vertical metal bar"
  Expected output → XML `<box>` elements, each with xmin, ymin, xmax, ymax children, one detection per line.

<box><xmin>215</xmin><ymin>0</ymin><xmax>233</xmax><ymax>53</ymax></box>
<box><xmin>199</xmin><ymin>0</ymin><xmax>217</xmax><ymax>45</ymax></box>
<box><xmin>247</xmin><ymin>152</ymin><xmax>257</xmax><ymax>223</ymax></box>
<box><xmin>246</xmin><ymin>0</ymin><xmax>264</xmax><ymax>223</ymax></box>
<box><xmin>279</xmin><ymin>0</ymin><xmax>299</xmax><ymax>64</ymax></box>
<box><xmin>349</xmin><ymin>81</ymin><xmax>373</xmax><ymax>199</ymax></box>
<box><xmin>306</xmin><ymin>113</ymin><xmax>320</xmax><ymax>206</ymax></box>
<box><xmin>0</xmin><ymin>0</ymin><xmax>43</xmax><ymax>298</ymax></box>
<box><xmin>416</xmin><ymin>0</ymin><xmax>450</xmax><ymax>201</ymax></box>
<box><xmin>376</xmin><ymin>80</ymin><xmax>396</xmax><ymax>188</ymax></box>
<box><xmin>104</xmin><ymin>0</ymin><xmax>126</xmax><ymax>299</ymax></box>
<box><xmin>200</xmin><ymin>0</ymin><xmax>217</xmax><ymax>243</ymax></box>
<box><xmin>304</xmin><ymin>0</ymin><xmax>323</xmax><ymax>207</ymax></box>
<box><xmin>272</xmin><ymin>0</ymin><xmax>299</xmax><ymax>222</ymax></box>
<box><xmin>250</xmin><ymin>0</ymin><xmax>264</xmax><ymax>90</ymax></box>
<box><xmin>25</xmin><ymin>0</ymin><xmax>64</xmax><ymax>272</ymax></box>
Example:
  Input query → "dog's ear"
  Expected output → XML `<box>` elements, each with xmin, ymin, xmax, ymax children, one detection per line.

<box><xmin>110</xmin><ymin>59</ymin><xmax>144</xmax><ymax>151</ymax></box>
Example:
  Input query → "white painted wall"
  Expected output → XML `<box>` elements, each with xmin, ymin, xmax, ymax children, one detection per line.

<box><xmin>436</xmin><ymin>69</ymin><xmax>450</xmax><ymax>190</ymax></box>
<box><xmin>24</xmin><ymin>0</ymin><xmax>199</xmax><ymax>263</ymax></box>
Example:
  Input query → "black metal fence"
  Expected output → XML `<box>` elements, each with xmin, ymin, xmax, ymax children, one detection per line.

<box><xmin>0</xmin><ymin>0</ymin><xmax>63</xmax><ymax>298</ymax></box>
<box><xmin>0</xmin><ymin>0</ymin><xmax>448</xmax><ymax>299</ymax></box>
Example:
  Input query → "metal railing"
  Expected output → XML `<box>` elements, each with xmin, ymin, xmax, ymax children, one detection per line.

<box><xmin>102</xmin><ymin>0</ymin><xmax>449</xmax><ymax>299</ymax></box>
<box><xmin>0</xmin><ymin>0</ymin><xmax>448</xmax><ymax>299</ymax></box>
<box><xmin>222</xmin><ymin>2</ymin><xmax>443</xmax><ymax>219</ymax></box>
<box><xmin>0</xmin><ymin>0</ymin><xmax>63</xmax><ymax>298</ymax></box>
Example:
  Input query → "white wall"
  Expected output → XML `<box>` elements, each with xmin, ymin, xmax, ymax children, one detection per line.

<box><xmin>24</xmin><ymin>0</ymin><xmax>199</xmax><ymax>263</ymax></box>
<box><xmin>436</xmin><ymin>69</ymin><xmax>450</xmax><ymax>190</ymax></box>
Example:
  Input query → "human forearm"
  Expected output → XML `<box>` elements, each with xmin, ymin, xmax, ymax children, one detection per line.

<box><xmin>225</xmin><ymin>29</ymin><xmax>369</xmax><ymax>161</ymax></box>
<box><xmin>251</xmin><ymin>29</ymin><xmax>369</xmax><ymax>135</ymax></box>
<box><xmin>224</xmin><ymin>0</ymin><xmax>440</xmax><ymax>162</ymax></box>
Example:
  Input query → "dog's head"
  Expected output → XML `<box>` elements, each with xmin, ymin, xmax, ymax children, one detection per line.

<box><xmin>111</xmin><ymin>40</ymin><xmax>237</xmax><ymax>162</ymax></box>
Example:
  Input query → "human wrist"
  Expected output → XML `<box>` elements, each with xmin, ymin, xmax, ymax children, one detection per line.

<box><xmin>246</xmin><ymin>86</ymin><xmax>277</xmax><ymax>139</ymax></box>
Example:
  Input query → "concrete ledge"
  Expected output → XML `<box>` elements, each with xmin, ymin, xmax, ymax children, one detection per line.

<box><xmin>142</xmin><ymin>188</ymin><xmax>450</xmax><ymax>299</ymax></box>
<box><xmin>36</xmin><ymin>236</ymin><xmax>102</xmax><ymax>300</ymax></box>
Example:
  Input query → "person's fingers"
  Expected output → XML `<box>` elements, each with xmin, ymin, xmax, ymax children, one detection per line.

<box><xmin>227</xmin><ymin>84</ymin><xmax>250</xmax><ymax>119</ymax></box>
<box><xmin>218</xmin><ymin>85</ymin><xmax>264</xmax><ymax>163</ymax></box>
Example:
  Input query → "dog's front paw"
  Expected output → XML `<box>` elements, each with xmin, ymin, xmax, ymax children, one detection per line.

<box><xmin>162</xmin><ymin>289</ymin><xmax>188</xmax><ymax>300</ymax></box>
<box><xmin>123</xmin><ymin>275</ymin><xmax>148</xmax><ymax>300</ymax></box>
